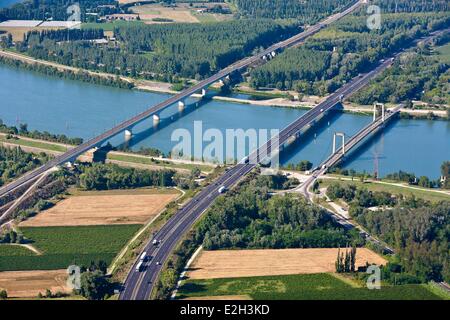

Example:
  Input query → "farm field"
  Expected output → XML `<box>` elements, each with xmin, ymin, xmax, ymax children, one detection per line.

<box><xmin>177</xmin><ymin>273</ymin><xmax>445</xmax><ymax>300</ymax></box>
<box><xmin>19</xmin><ymin>189</ymin><xmax>179</xmax><ymax>227</ymax></box>
<box><xmin>129</xmin><ymin>3</ymin><xmax>232</xmax><ymax>24</ymax></box>
<box><xmin>0</xmin><ymin>269</ymin><xmax>70</xmax><ymax>298</ymax></box>
<box><xmin>187</xmin><ymin>248</ymin><xmax>387</xmax><ymax>280</ymax></box>
<box><xmin>0</xmin><ymin>225</ymin><xmax>141</xmax><ymax>271</ymax></box>
<box><xmin>436</xmin><ymin>43</ymin><xmax>450</xmax><ymax>63</ymax></box>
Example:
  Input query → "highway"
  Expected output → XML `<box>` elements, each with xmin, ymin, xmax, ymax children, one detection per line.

<box><xmin>119</xmin><ymin>46</ymin><xmax>399</xmax><ymax>300</ymax></box>
<box><xmin>0</xmin><ymin>1</ymin><xmax>364</xmax><ymax>199</ymax></box>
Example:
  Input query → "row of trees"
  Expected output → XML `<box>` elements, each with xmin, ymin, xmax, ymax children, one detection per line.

<box><xmin>78</xmin><ymin>163</ymin><xmax>176</xmax><ymax>190</ymax></box>
<box><xmin>335</xmin><ymin>246</ymin><xmax>357</xmax><ymax>273</ymax></box>
<box><xmin>249</xmin><ymin>13</ymin><xmax>450</xmax><ymax>98</ymax></box>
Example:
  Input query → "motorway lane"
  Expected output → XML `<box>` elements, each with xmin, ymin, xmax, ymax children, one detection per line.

<box><xmin>120</xmin><ymin>163</ymin><xmax>254</xmax><ymax>300</ymax></box>
<box><xmin>0</xmin><ymin>1</ymin><xmax>363</xmax><ymax>199</ymax></box>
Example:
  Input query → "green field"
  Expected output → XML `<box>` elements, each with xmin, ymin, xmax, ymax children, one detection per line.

<box><xmin>0</xmin><ymin>225</ymin><xmax>141</xmax><ymax>271</ymax></box>
<box><xmin>0</xmin><ymin>135</ymin><xmax>68</xmax><ymax>152</ymax></box>
<box><xmin>436</xmin><ymin>43</ymin><xmax>450</xmax><ymax>63</ymax></box>
<box><xmin>177</xmin><ymin>274</ymin><xmax>445</xmax><ymax>300</ymax></box>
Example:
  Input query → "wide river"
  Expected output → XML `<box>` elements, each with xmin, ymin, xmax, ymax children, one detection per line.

<box><xmin>0</xmin><ymin>64</ymin><xmax>449</xmax><ymax>178</ymax></box>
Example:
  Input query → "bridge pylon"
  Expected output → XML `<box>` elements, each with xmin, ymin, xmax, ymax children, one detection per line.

<box><xmin>332</xmin><ymin>132</ymin><xmax>346</xmax><ymax>155</ymax></box>
<box><xmin>373</xmin><ymin>103</ymin><xmax>385</xmax><ymax>122</ymax></box>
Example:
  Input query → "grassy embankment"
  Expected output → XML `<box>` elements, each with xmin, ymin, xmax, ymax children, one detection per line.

<box><xmin>0</xmin><ymin>134</ymin><xmax>214</xmax><ymax>172</ymax></box>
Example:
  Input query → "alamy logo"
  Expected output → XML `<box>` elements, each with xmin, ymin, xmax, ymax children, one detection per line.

<box><xmin>366</xmin><ymin>265</ymin><xmax>381</xmax><ymax>290</ymax></box>
<box><xmin>67</xmin><ymin>265</ymin><xmax>81</xmax><ymax>290</ymax></box>
<box><xmin>171</xmin><ymin>121</ymin><xmax>280</xmax><ymax>174</ymax></box>
<box><xmin>67</xmin><ymin>3</ymin><xmax>81</xmax><ymax>29</ymax></box>
<box><xmin>367</xmin><ymin>5</ymin><xmax>382</xmax><ymax>30</ymax></box>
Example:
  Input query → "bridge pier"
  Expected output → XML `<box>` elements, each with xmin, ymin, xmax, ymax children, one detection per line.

<box><xmin>333</xmin><ymin>132</ymin><xmax>345</xmax><ymax>155</ymax></box>
<box><xmin>178</xmin><ymin>100</ymin><xmax>185</xmax><ymax>112</ymax></box>
<box><xmin>124</xmin><ymin>129</ymin><xmax>133</xmax><ymax>140</ymax></box>
<box><xmin>373</xmin><ymin>103</ymin><xmax>385</xmax><ymax>122</ymax></box>
<box><xmin>153</xmin><ymin>114</ymin><xmax>160</xmax><ymax>125</ymax></box>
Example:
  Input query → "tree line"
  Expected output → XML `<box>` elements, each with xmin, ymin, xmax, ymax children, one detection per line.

<box><xmin>14</xmin><ymin>20</ymin><xmax>299</xmax><ymax>82</ymax></box>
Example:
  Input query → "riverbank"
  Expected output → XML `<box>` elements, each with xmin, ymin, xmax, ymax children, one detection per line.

<box><xmin>2</xmin><ymin>48</ymin><xmax>448</xmax><ymax>119</ymax></box>
<box><xmin>0</xmin><ymin>133</ymin><xmax>216</xmax><ymax>173</ymax></box>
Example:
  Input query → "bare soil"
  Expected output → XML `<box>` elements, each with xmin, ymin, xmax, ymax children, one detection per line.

<box><xmin>0</xmin><ymin>270</ymin><xmax>70</xmax><ymax>298</ymax></box>
<box><xmin>19</xmin><ymin>190</ymin><xmax>179</xmax><ymax>227</ymax></box>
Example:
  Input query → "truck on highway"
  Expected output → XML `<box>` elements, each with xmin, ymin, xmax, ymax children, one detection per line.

<box><xmin>139</xmin><ymin>252</ymin><xmax>147</xmax><ymax>262</ymax></box>
<box><xmin>135</xmin><ymin>261</ymin><xmax>144</xmax><ymax>272</ymax></box>
<box><xmin>218</xmin><ymin>186</ymin><xmax>227</xmax><ymax>194</ymax></box>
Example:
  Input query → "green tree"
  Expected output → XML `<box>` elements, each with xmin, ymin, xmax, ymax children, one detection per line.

<box><xmin>0</xmin><ymin>290</ymin><xmax>7</xmax><ymax>300</ymax></box>
<box><xmin>78</xmin><ymin>271</ymin><xmax>111</xmax><ymax>300</ymax></box>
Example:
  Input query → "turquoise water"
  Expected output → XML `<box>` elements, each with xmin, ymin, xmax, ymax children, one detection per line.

<box><xmin>0</xmin><ymin>0</ymin><xmax>23</xmax><ymax>9</ymax></box>
<box><xmin>0</xmin><ymin>64</ymin><xmax>449</xmax><ymax>178</ymax></box>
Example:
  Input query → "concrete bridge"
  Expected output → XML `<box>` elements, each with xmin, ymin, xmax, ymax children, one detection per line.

<box><xmin>0</xmin><ymin>0</ymin><xmax>364</xmax><ymax>198</ymax></box>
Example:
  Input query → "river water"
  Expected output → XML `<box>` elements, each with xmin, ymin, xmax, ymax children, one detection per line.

<box><xmin>0</xmin><ymin>64</ymin><xmax>449</xmax><ymax>178</ymax></box>
<box><xmin>0</xmin><ymin>0</ymin><xmax>23</xmax><ymax>9</ymax></box>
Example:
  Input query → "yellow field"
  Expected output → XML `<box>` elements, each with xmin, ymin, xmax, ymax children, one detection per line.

<box><xmin>131</xmin><ymin>4</ymin><xmax>200</xmax><ymax>23</ymax></box>
<box><xmin>20</xmin><ymin>189</ymin><xmax>179</xmax><ymax>227</ymax></box>
<box><xmin>0</xmin><ymin>270</ymin><xmax>70</xmax><ymax>298</ymax></box>
<box><xmin>187</xmin><ymin>248</ymin><xmax>387</xmax><ymax>280</ymax></box>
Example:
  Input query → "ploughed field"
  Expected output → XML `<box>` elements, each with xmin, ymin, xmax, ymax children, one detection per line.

<box><xmin>19</xmin><ymin>189</ymin><xmax>179</xmax><ymax>227</ymax></box>
<box><xmin>0</xmin><ymin>269</ymin><xmax>70</xmax><ymax>298</ymax></box>
<box><xmin>186</xmin><ymin>248</ymin><xmax>387</xmax><ymax>280</ymax></box>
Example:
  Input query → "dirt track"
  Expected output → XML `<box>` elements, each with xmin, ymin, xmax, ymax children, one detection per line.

<box><xmin>20</xmin><ymin>190</ymin><xmax>178</xmax><ymax>227</ymax></box>
<box><xmin>0</xmin><ymin>270</ymin><xmax>70</xmax><ymax>298</ymax></box>
<box><xmin>187</xmin><ymin>248</ymin><xmax>387</xmax><ymax>280</ymax></box>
